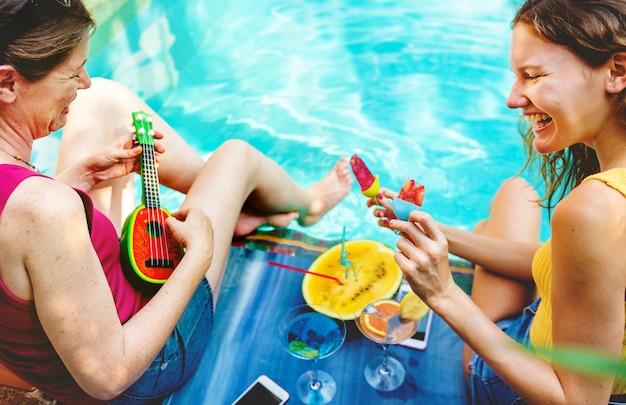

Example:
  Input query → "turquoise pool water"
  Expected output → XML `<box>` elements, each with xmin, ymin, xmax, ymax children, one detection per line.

<box><xmin>36</xmin><ymin>0</ymin><xmax>549</xmax><ymax>248</ymax></box>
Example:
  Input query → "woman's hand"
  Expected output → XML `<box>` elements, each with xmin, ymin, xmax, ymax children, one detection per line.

<box><xmin>166</xmin><ymin>208</ymin><xmax>214</xmax><ymax>260</ymax></box>
<box><xmin>389</xmin><ymin>210</ymin><xmax>455</xmax><ymax>307</ymax></box>
<box><xmin>56</xmin><ymin>130</ymin><xmax>166</xmax><ymax>191</ymax></box>
<box><xmin>367</xmin><ymin>187</ymin><xmax>399</xmax><ymax>229</ymax></box>
<box><xmin>87</xmin><ymin>130</ymin><xmax>166</xmax><ymax>182</ymax></box>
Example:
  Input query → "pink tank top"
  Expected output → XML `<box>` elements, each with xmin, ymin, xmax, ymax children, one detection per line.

<box><xmin>0</xmin><ymin>164</ymin><xmax>147</xmax><ymax>404</ymax></box>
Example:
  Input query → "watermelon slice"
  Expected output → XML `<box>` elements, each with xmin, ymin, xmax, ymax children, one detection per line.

<box><xmin>397</xmin><ymin>179</ymin><xmax>425</xmax><ymax>206</ymax></box>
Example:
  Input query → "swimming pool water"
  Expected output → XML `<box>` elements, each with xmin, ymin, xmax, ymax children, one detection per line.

<box><xmin>36</xmin><ymin>0</ymin><xmax>550</xmax><ymax>248</ymax></box>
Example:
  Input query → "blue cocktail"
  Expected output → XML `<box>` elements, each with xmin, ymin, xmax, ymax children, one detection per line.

<box><xmin>279</xmin><ymin>305</ymin><xmax>346</xmax><ymax>405</ymax></box>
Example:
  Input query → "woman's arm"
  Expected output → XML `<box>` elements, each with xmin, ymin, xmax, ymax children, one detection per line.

<box><xmin>372</xmin><ymin>186</ymin><xmax>540</xmax><ymax>281</ymax></box>
<box><xmin>548</xmin><ymin>180</ymin><xmax>625</xmax><ymax>401</ymax></box>
<box><xmin>54</xmin><ymin>132</ymin><xmax>152</xmax><ymax>192</ymax></box>
<box><xmin>439</xmin><ymin>224</ymin><xmax>540</xmax><ymax>280</ymax></box>
<box><xmin>9</xmin><ymin>177</ymin><xmax>213</xmax><ymax>400</ymax></box>
<box><xmin>391</xmin><ymin>180</ymin><xmax>625</xmax><ymax>404</ymax></box>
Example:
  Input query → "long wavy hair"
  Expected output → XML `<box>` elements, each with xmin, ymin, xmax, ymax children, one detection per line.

<box><xmin>513</xmin><ymin>0</ymin><xmax>626</xmax><ymax>211</ymax></box>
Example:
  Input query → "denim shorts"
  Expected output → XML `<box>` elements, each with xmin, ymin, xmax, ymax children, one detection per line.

<box><xmin>108</xmin><ymin>278</ymin><xmax>214</xmax><ymax>404</ymax></box>
<box><xmin>468</xmin><ymin>298</ymin><xmax>626</xmax><ymax>405</ymax></box>
<box><xmin>467</xmin><ymin>298</ymin><xmax>538</xmax><ymax>405</ymax></box>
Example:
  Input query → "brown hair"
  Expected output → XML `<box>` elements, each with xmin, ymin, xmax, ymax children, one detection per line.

<box><xmin>514</xmin><ymin>0</ymin><xmax>625</xmax><ymax>210</ymax></box>
<box><xmin>0</xmin><ymin>0</ymin><xmax>96</xmax><ymax>82</ymax></box>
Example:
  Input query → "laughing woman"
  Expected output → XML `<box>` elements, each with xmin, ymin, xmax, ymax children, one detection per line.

<box><xmin>373</xmin><ymin>0</ymin><xmax>626</xmax><ymax>403</ymax></box>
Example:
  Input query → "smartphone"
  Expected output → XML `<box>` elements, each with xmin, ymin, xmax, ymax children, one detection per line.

<box><xmin>231</xmin><ymin>375</ymin><xmax>290</xmax><ymax>405</ymax></box>
<box><xmin>395</xmin><ymin>280</ymin><xmax>434</xmax><ymax>350</ymax></box>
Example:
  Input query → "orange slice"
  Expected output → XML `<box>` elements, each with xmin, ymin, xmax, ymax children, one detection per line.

<box><xmin>372</xmin><ymin>299</ymin><xmax>400</xmax><ymax>317</ymax></box>
<box><xmin>362</xmin><ymin>313</ymin><xmax>387</xmax><ymax>337</ymax></box>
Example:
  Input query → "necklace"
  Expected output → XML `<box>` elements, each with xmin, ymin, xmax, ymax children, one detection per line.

<box><xmin>0</xmin><ymin>148</ymin><xmax>40</xmax><ymax>172</ymax></box>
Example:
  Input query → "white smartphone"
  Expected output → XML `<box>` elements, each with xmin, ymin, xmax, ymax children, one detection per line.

<box><xmin>231</xmin><ymin>375</ymin><xmax>290</xmax><ymax>405</ymax></box>
<box><xmin>396</xmin><ymin>280</ymin><xmax>434</xmax><ymax>350</ymax></box>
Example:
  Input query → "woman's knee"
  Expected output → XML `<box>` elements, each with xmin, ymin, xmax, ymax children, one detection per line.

<box><xmin>497</xmin><ymin>176</ymin><xmax>539</xmax><ymax>203</ymax></box>
<box><xmin>215</xmin><ymin>138</ymin><xmax>257</xmax><ymax>155</ymax></box>
<box><xmin>212</xmin><ymin>139</ymin><xmax>264</xmax><ymax>170</ymax></box>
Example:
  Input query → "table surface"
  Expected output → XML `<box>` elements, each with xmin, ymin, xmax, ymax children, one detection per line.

<box><xmin>164</xmin><ymin>235</ymin><xmax>471</xmax><ymax>405</ymax></box>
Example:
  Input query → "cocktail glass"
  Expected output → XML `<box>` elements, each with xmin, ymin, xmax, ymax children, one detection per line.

<box><xmin>355</xmin><ymin>298</ymin><xmax>418</xmax><ymax>391</ymax></box>
<box><xmin>278</xmin><ymin>304</ymin><xmax>346</xmax><ymax>404</ymax></box>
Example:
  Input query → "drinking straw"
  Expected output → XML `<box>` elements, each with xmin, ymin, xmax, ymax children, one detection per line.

<box><xmin>267</xmin><ymin>261</ymin><xmax>344</xmax><ymax>285</ymax></box>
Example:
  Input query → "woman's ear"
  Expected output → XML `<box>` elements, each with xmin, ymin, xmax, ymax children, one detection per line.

<box><xmin>0</xmin><ymin>66</ymin><xmax>17</xmax><ymax>103</ymax></box>
<box><xmin>607</xmin><ymin>52</ymin><xmax>626</xmax><ymax>94</ymax></box>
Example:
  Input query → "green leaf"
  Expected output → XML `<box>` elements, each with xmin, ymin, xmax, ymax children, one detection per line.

<box><xmin>534</xmin><ymin>345</ymin><xmax>626</xmax><ymax>378</ymax></box>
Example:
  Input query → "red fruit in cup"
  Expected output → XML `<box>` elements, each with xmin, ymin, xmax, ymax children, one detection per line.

<box><xmin>397</xmin><ymin>179</ymin><xmax>425</xmax><ymax>207</ymax></box>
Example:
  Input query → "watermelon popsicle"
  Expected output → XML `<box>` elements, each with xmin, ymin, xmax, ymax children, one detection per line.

<box><xmin>389</xmin><ymin>179</ymin><xmax>425</xmax><ymax>221</ymax></box>
<box><xmin>349</xmin><ymin>154</ymin><xmax>381</xmax><ymax>202</ymax></box>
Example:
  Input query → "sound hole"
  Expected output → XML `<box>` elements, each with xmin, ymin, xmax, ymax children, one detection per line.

<box><xmin>144</xmin><ymin>221</ymin><xmax>175</xmax><ymax>268</ymax></box>
<box><xmin>146</xmin><ymin>221</ymin><xmax>163</xmax><ymax>238</ymax></box>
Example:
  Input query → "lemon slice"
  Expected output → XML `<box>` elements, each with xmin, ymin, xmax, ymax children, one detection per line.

<box><xmin>399</xmin><ymin>291</ymin><xmax>430</xmax><ymax>321</ymax></box>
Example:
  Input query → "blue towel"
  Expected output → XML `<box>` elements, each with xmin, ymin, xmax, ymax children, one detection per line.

<box><xmin>165</xmin><ymin>230</ymin><xmax>472</xmax><ymax>404</ymax></box>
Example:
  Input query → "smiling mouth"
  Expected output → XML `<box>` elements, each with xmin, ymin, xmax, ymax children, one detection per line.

<box><xmin>526</xmin><ymin>113</ymin><xmax>552</xmax><ymax>130</ymax></box>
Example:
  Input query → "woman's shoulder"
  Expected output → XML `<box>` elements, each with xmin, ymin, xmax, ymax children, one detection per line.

<box><xmin>555</xmin><ymin>172</ymin><xmax>626</xmax><ymax>231</ymax></box>
<box><xmin>553</xmin><ymin>169</ymin><xmax>626</xmax><ymax>262</ymax></box>
<box><xmin>582</xmin><ymin>167</ymin><xmax>626</xmax><ymax>197</ymax></box>
<box><xmin>552</xmin><ymin>171</ymin><xmax>626</xmax><ymax>281</ymax></box>
<box><xmin>0</xmin><ymin>170</ymin><xmax>89</xmax><ymax>301</ymax></box>
<box><xmin>2</xmin><ymin>171</ymin><xmax>87</xmax><ymax>226</ymax></box>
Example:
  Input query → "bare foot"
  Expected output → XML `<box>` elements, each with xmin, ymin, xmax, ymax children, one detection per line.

<box><xmin>234</xmin><ymin>209</ymin><xmax>300</xmax><ymax>237</ymax></box>
<box><xmin>299</xmin><ymin>157</ymin><xmax>353</xmax><ymax>226</ymax></box>
<box><xmin>233</xmin><ymin>157</ymin><xmax>353</xmax><ymax>236</ymax></box>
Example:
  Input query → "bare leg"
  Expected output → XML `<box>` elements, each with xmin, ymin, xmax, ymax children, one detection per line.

<box><xmin>61</xmin><ymin>78</ymin><xmax>353</xmax><ymax>299</ymax></box>
<box><xmin>60</xmin><ymin>78</ymin><xmax>352</xmax><ymax>237</ymax></box>
<box><xmin>461</xmin><ymin>177</ymin><xmax>541</xmax><ymax>375</ymax></box>
<box><xmin>234</xmin><ymin>157</ymin><xmax>353</xmax><ymax>236</ymax></box>
<box><xmin>58</xmin><ymin>78</ymin><xmax>204</xmax><ymax>233</ymax></box>
<box><xmin>180</xmin><ymin>140</ymin><xmax>352</xmax><ymax>299</ymax></box>
<box><xmin>234</xmin><ymin>209</ymin><xmax>300</xmax><ymax>237</ymax></box>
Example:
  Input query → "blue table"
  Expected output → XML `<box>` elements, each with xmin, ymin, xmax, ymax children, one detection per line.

<box><xmin>164</xmin><ymin>232</ymin><xmax>471</xmax><ymax>404</ymax></box>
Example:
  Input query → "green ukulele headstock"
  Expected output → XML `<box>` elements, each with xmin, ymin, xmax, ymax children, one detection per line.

<box><xmin>132</xmin><ymin>110</ymin><xmax>155</xmax><ymax>146</ymax></box>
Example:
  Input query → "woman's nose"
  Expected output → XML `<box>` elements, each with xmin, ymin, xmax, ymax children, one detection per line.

<box><xmin>79</xmin><ymin>69</ymin><xmax>92</xmax><ymax>90</ymax></box>
<box><xmin>506</xmin><ymin>80</ymin><xmax>527</xmax><ymax>109</ymax></box>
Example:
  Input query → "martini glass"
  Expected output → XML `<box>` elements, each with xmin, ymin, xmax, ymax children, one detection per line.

<box><xmin>278</xmin><ymin>304</ymin><xmax>346</xmax><ymax>405</ymax></box>
<box><xmin>355</xmin><ymin>298</ymin><xmax>418</xmax><ymax>391</ymax></box>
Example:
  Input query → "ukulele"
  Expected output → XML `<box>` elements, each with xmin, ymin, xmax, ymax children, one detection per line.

<box><xmin>120</xmin><ymin>111</ymin><xmax>183</xmax><ymax>293</ymax></box>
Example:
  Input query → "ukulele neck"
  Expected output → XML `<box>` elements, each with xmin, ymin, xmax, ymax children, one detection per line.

<box><xmin>140</xmin><ymin>143</ymin><xmax>161</xmax><ymax>209</ymax></box>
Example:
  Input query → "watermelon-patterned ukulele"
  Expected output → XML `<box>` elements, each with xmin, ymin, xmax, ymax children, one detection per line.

<box><xmin>120</xmin><ymin>111</ymin><xmax>183</xmax><ymax>293</ymax></box>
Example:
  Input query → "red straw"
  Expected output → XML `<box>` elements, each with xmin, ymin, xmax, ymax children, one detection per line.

<box><xmin>267</xmin><ymin>261</ymin><xmax>344</xmax><ymax>285</ymax></box>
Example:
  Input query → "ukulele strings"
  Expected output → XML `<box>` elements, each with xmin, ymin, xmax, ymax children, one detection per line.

<box><xmin>144</xmin><ymin>124</ymin><xmax>171</xmax><ymax>266</ymax></box>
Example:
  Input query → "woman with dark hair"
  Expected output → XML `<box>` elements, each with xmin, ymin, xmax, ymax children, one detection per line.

<box><xmin>0</xmin><ymin>1</ymin><xmax>352</xmax><ymax>403</ymax></box>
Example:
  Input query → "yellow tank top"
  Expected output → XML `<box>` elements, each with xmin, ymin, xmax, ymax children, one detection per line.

<box><xmin>530</xmin><ymin>167</ymin><xmax>626</xmax><ymax>395</ymax></box>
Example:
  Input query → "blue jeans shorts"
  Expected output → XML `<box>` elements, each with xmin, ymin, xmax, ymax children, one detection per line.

<box><xmin>467</xmin><ymin>298</ymin><xmax>537</xmax><ymax>405</ymax></box>
<box><xmin>108</xmin><ymin>278</ymin><xmax>214</xmax><ymax>404</ymax></box>
<box><xmin>467</xmin><ymin>298</ymin><xmax>626</xmax><ymax>405</ymax></box>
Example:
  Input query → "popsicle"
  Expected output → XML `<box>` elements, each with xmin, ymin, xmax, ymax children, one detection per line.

<box><xmin>350</xmin><ymin>154</ymin><xmax>380</xmax><ymax>202</ymax></box>
<box><xmin>389</xmin><ymin>179</ymin><xmax>425</xmax><ymax>221</ymax></box>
